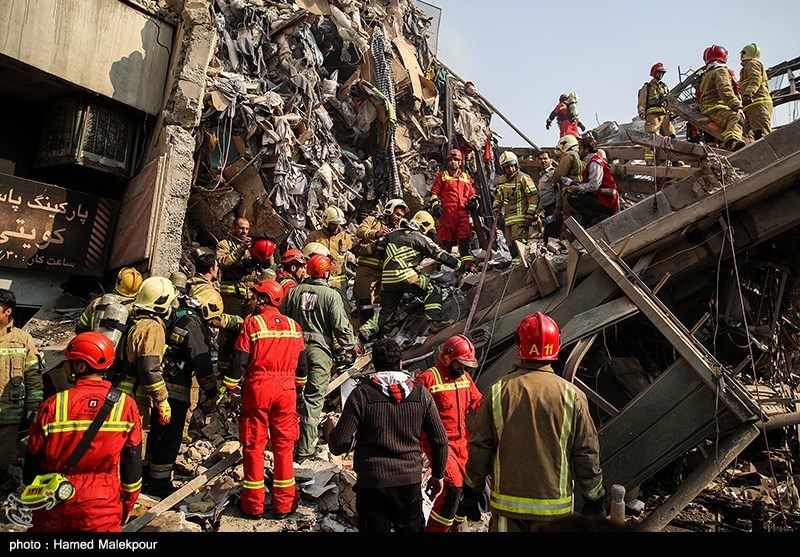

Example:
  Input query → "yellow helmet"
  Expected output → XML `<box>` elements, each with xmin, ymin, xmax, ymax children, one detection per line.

<box><xmin>169</xmin><ymin>271</ymin><xmax>188</xmax><ymax>292</ymax></box>
<box><xmin>322</xmin><ymin>206</ymin><xmax>346</xmax><ymax>227</ymax></box>
<box><xmin>194</xmin><ymin>287</ymin><xmax>224</xmax><ymax>321</ymax></box>
<box><xmin>410</xmin><ymin>210</ymin><xmax>436</xmax><ymax>236</ymax></box>
<box><xmin>557</xmin><ymin>134</ymin><xmax>579</xmax><ymax>153</ymax></box>
<box><xmin>740</xmin><ymin>43</ymin><xmax>760</xmax><ymax>61</ymax></box>
<box><xmin>303</xmin><ymin>241</ymin><xmax>331</xmax><ymax>258</ymax></box>
<box><xmin>114</xmin><ymin>267</ymin><xmax>143</xmax><ymax>298</ymax></box>
<box><xmin>133</xmin><ymin>276</ymin><xmax>179</xmax><ymax>316</ymax></box>
<box><xmin>499</xmin><ymin>151</ymin><xmax>519</xmax><ymax>168</ymax></box>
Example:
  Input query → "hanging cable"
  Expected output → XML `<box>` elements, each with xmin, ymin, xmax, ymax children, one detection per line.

<box><xmin>706</xmin><ymin>143</ymin><xmax>789</xmax><ymax>528</ymax></box>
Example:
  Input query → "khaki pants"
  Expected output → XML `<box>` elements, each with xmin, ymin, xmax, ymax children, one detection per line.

<box><xmin>706</xmin><ymin>107</ymin><xmax>743</xmax><ymax>145</ymax></box>
<box><xmin>743</xmin><ymin>102</ymin><xmax>773</xmax><ymax>138</ymax></box>
<box><xmin>644</xmin><ymin>112</ymin><xmax>675</xmax><ymax>136</ymax></box>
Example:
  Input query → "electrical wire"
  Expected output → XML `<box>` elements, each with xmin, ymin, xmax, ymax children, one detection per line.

<box><xmin>705</xmin><ymin>143</ymin><xmax>789</xmax><ymax>528</ymax></box>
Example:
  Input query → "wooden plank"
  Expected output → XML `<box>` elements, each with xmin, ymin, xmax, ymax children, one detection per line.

<box><xmin>123</xmin><ymin>447</ymin><xmax>243</xmax><ymax>532</ymax></box>
<box><xmin>610</xmin><ymin>163</ymin><xmax>696</xmax><ymax>180</ymax></box>
<box><xmin>624</xmin><ymin>129</ymin><xmax>710</xmax><ymax>158</ymax></box>
<box><xmin>666</xmin><ymin>96</ymin><xmax>725</xmax><ymax>142</ymax></box>
<box><xmin>561</xmin><ymin>297</ymin><xmax>638</xmax><ymax>347</ymax></box>
<box><xmin>563</xmin><ymin>335</ymin><xmax>596</xmax><ymax>383</ymax></box>
<box><xmin>325</xmin><ymin>353</ymin><xmax>373</xmax><ymax>397</ymax></box>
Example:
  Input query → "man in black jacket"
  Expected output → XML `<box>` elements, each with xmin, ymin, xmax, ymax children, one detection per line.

<box><xmin>328</xmin><ymin>338</ymin><xmax>448</xmax><ymax>532</ymax></box>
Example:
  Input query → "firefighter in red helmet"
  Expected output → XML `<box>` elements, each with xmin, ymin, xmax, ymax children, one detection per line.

<box><xmin>23</xmin><ymin>332</ymin><xmax>142</xmax><ymax>531</ymax></box>
<box><xmin>276</xmin><ymin>248</ymin><xmax>307</xmax><ymax>297</ymax></box>
<box><xmin>219</xmin><ymin>279</ymin><xmax>305</xmax><ymax>519</ymax></box>
<box><xmin>414</xmin><ymin>334</ymin><xmax>482</xmax><ymax>532</ymax></box>
<box><xmin>462</xmin><ymin>312</ymin><xmax>606</xmax><ymax>531</ymax></box>
<box><xmin>428</xmin><ymin>148</ymin><xmax>479</xmax><ymax>264</ymax></box>
<box><xmin>698</xmin><ymin>45</ymin><xmax>746</xmax><ymax>151</ymax></box>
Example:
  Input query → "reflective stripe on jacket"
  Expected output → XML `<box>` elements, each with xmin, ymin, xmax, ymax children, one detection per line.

<box><xmin>465</xmin><ymin>363</ymin><xmax>604</xmax><ymax>521</ymax></box>
<box><xmin>492</xmin><ymin>171</ymin><xmax>538</xmax><ymax>224</ymax></box>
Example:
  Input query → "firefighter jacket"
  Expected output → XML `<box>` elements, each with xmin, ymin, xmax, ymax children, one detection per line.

<box><xmin>492</xmin><ymin>171</ymin><xmax>539</xmax><ymax>225</ymax></box>
<box><xmin>465</xmin><ymin>362</ymin><xmax>604</xmax><ymax>521</ymax></box>
<box><xmin>283</xmin><ymin>278</ymin><xmax>356</xmax><ymax>358</ymax></box>
<box><xmin>431</xmin><ymin>170</ymin><xmax>476</xmax><ymax>213</ymax></box>
<box><xmin>77</xmin><ymin>293</ymin><xmax>135</xmax><ymax>333</ymax></box>
<box><xmin>576</xmin><ymin>153</ymin><xmax>619</xmax><ymax>211</ymax></box>
<box><xmin>375</xmin><ymin>228</ymin><xmax>464</xmax><ymax>286</ymax></box>
<box><xmin>740</xmin><ymin>58</ymin><xmax>772</xmax><ymax>109</ymax></box>
<box><xmin>216</xmin><ymin>236</ymin><xmax>271</xmax><ymax>301</ymax></box>
<box><xmin>354</xmin><ymin>215</ymin><xmax>395</xmax><ymax>269</ymax></box>
<box><xmin>637</xmin><ymin>79</ymin><xmax>670</xmax><ymax>115</ymax></box>
<box><xmin>187</xmin><ymin>275</ymin><xmax>243</xmax><ymax>331</ymax></box>
<box><xmin>699</xmin><ymin>63</ymin><xmax>743</xmax><ymax>114</ymax></box>
<box><xmin>414</xmin><ymin>363</ymin><xmax>482</xmax><ymax>477</ymax></box>
<box><xmin>551</xmin><ymin>148</ymin><xmax>585</xmax><ymax>210</ymax></box>
<box><xmin>0</xmin><ymin>320</ymin><xmax>42</xmax><ymax>424</ymax></box>
<box><xmin>226</xmin><ymin>305</ymin><xmax>305</xmax><ymax>390</ymax></box>
<box><xmin>24</xmin><ymin>379</ymin><xmax>142</xmax><ymax>532</ymax></box>
<box><xmin>304</xmin><ymin>227</ymin><xmax>354</xmax><ymax>284</ymax></box>
<box><xmin>162</xmin><ymin>306</ymin><xmax>218</xmax><ymax>404</ymax></box>
<box><xmin>120</xmin><ymin>314</ymin><xmax>169</xmax><ymax>405</ymax></box>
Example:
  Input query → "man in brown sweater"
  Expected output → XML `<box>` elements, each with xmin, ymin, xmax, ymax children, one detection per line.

<box><xmin>328</xmin><ymin>337</ymin><xmax>448</xmax><ymax>532</ymax></box>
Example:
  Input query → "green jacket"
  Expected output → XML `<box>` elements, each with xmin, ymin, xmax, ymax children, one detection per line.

<box><xmin>0</xmin><ymin>321</ymin><xmax>43</xmax><ymax>424</ymax></box>
<box><xmin>375</xmin><ymin>227</ymin><xmax>463</xmax><ymax>286</ymax></box>
<box><xmin>283</xmin><ymin>278</ymin><xmax>355</xmax><ymax>355</ymax></box>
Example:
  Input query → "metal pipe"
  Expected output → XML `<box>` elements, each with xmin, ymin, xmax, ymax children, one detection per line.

<box><xmin>639</xmin><ymin>423</ymin><xmax>759</xmax><ymax>532</ymax></box>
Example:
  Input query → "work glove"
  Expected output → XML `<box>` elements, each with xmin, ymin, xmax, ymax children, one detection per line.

<box><xmin>545</xmin><ymin>119</ymin><xmax>552</xmax><ymax>130</ymax></box>
<box><xmin>456</xmin><ymin>260</ymin><xmax>476</xmax><ymax>274</ymax></box>
<box><xmin>560</xmin><ymin>176</ymin><xmax>574</xmax><ymax>187</ymax></box>
<box><xmin>156</xmin><ymin>399</ymin><xmax>171</xmax><ymax>425</ymax></box>
<box><xmin>430</xmin><ymin>200</ymin><xmax>443</xmax><ymax>218</ymax></box>
<box><xmin>466</xmin><ymin>196</ymin><xmax>479</xmax><ymax>211</ymax></box>
<box><xmin>582</xmin><ymin>488</ymin><xmax>609</xmax><ymax>518</ymax></box>
<box><xmin>215</xmin><ymin>384</ymin><xmax>234</xmax><ymax>406</ymax></box>
<box><xmin>460</xmin><ymin>485</ymin><xmax>487</xmax><ymax>521</ymax></box>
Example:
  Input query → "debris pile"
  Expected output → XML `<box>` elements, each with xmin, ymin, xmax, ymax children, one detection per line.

<box><xmin>187</xmin><ymin>0</ymin><xmax>494</xmax><ymax>252</ymax></box>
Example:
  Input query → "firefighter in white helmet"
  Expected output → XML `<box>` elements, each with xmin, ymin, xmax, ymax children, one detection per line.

<box><xmin>119</xmin><ymin>277</ymin><xmax>178</xmax><ymax>432</ymax></box>
<box><xmin>303</xmin><ymin>206</ymin><xmax>355</xmax><ymax>290</ymax></box>
<box><xmin>493</xmin><ymin>151</ymin><xmax>539</xmax><ymax>265</ymax></box>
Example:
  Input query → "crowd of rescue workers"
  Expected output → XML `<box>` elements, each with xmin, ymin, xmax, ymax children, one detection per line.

<box><xmin>0</xmin><ymin>41</ymin><xmax>775</xmax><ymax>533</ymax></box>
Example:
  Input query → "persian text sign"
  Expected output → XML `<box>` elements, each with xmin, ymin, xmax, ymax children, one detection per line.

<box><xmin>0</xmin><ymin>173</ymin><xmax>118</xmax><ymax>275</ymax></box>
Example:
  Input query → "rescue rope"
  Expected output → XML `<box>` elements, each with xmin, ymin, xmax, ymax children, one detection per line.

<box><xmin>472</xmin><ymin>266</ymin><xmax>514</xmax><ymax>382</ymax></box>
<box><xmin>706</xmin><ymin>143</ymin><xmax>789</xmax><ymax>528</ymax></box>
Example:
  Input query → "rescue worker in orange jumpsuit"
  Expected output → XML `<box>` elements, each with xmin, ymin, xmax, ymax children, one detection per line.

<box><xmin>276</xmin><ymin>249</ymin><xmax>307</xmax><ymax>297</ymax></box>
<box><xmin>220</xmin><ymin>279</ymin><xmax>305</xmax><ymax>519</ymax></box>
<box><xmin>546</xmin><ymin>93</ymin><xmax>585</xmax><ymax>138</ymax></box>
<box><xmin>24</xmin><ymin>332</ymin><xmax>142</xmax><ymax>531</ymax></box>
<box><xmin>414</xmin><ymin>334</ymin><xmax>482</xmax><ymax>532</ymax></box>
<box><xmin>429</xmin><ymin>149</ymin><xmax>479</xmax><ymax>263</ymax></box>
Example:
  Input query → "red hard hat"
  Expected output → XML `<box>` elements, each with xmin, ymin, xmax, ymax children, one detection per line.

<box><xmin>306</xmin><ymin>253</ymin><xmax>332</xmax><ymax>279</ymax></box>
<box><xmin>650</xmin><ymin>62</ymin><xmax>666</xmax><ymax>77</ymax></box>
<box><xmin>251</xmin><ymin>236</ymin><xmax>276</xmax><ymax>263</ymax></box>
<box><xmin>439</xmin><ymin>334</ymin><xmax>479</xmax><ymax>369</ymax></box>
<box><xmin>252</xmin><ymin>279</ymin><xmax>284</xmax><ymax>307</ymax></box>
<box><xmin>516</xmin><ymin>312</ymin><xmax>560</xmax><ymax>361</ymax></box>
<box><xmin>703</xmin><ymin>45</ymin><xmax>728</xmax><ymax>64</ymax></box>
<box><xmin>447</xmin><ymin>148</ymin><xmax>463</xmax><ymax>162</ymax></box>
<box><xmin>280</xmin><ymin>248</ymin><xmax>306</xmax><ymax>267</ymax></box>
<box><xmin>560</xmin><ymin>93</ymin><xmax>569</xmax><ymax>101</ymax></box>
<box><xmin>64</xmin><ymin>332</ymin><xmax>115</xmax><ymax>370</ymax></box>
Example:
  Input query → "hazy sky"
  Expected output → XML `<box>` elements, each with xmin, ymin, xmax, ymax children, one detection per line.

<box><xmin>427</xmin><ymin>0</ymin><xmax>800</xmax><ymax>148</ymax></box>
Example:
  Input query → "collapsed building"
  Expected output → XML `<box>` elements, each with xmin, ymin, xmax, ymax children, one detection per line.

<box><xmin>1</xmin><ymin>0</ymin><xmax>800</xmax><ymax>533</ymax></box>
